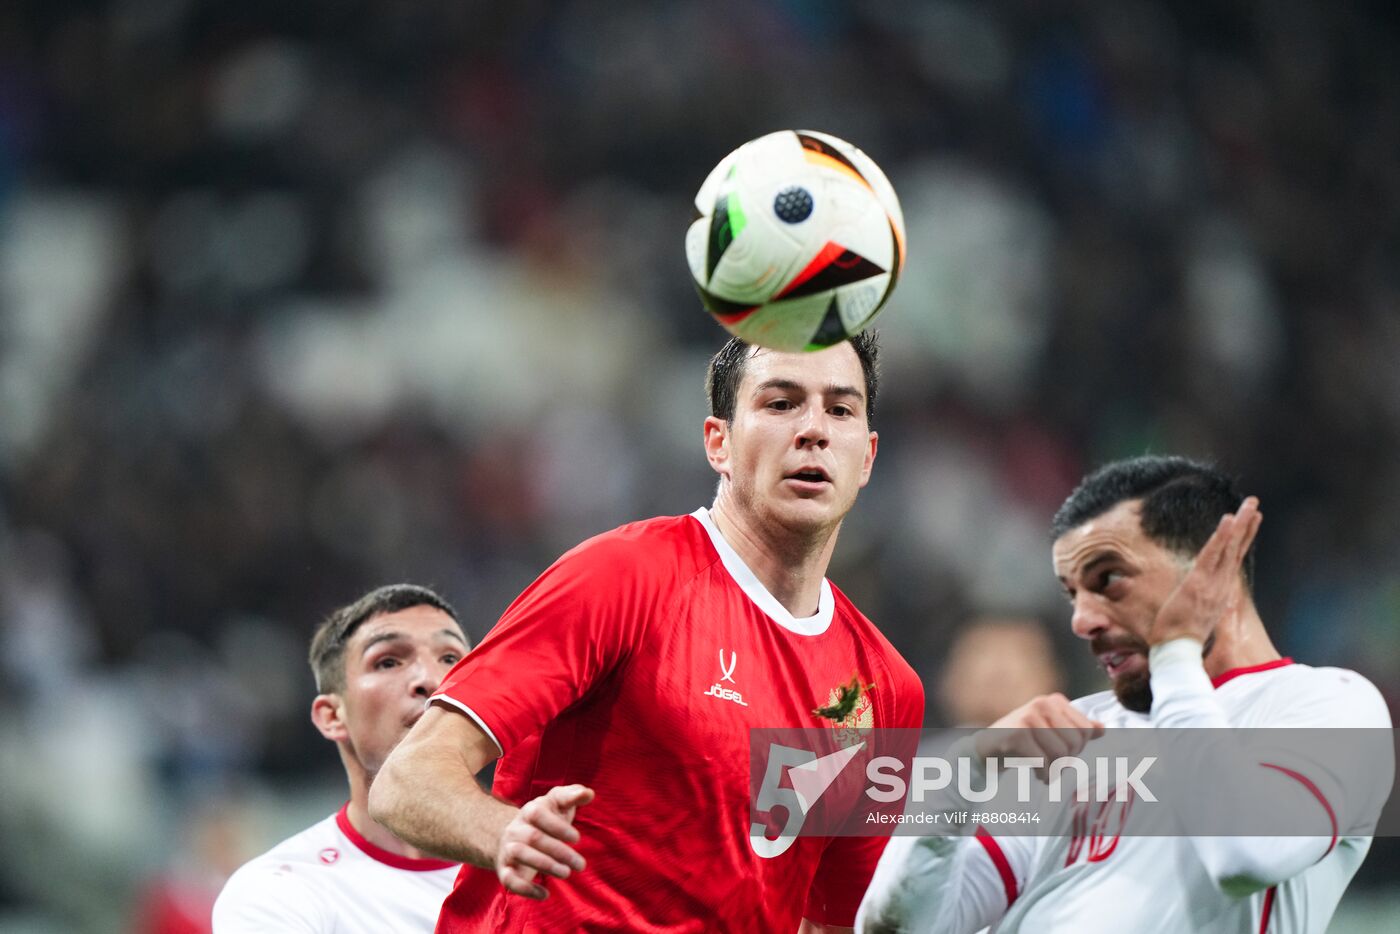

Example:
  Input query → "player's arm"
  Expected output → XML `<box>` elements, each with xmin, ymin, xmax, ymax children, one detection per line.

<box><xmin>369</xmin><ymin>704</ymin><xmax>592</xmax><ymax>899</ymax></box>
<box><xmin>1150</xmin><ymin>653</ymin><xmax>1327</xmax><ymax>892</ymax></box>
<box><xmin>857</xmin><ymin>689</ymin><xmax>1074</xmax><ymax>933</ymax></box>
<box><xmin>372</xmin><ymin>535</ymin><xmax>650</xmax><ymax>898</ymax></box>
<box><xmin>856</xmin><ymin>833</ymin><xmax>1026</xmax><ymax>934</ymax></box>
<box><xmin>1140</xmin><ymin>499</ymin><xmax>1324</xmax><ymax>890</ymax></box>
<box><xmin>1143</xmin><ymin>498</ymin><xmax>1392</xmax><ymax>891</ymax></box>
<box><xmin>1148</xmin><ymin>637</ymin><xmax>1392</xmax><ymax>892</ymax></box>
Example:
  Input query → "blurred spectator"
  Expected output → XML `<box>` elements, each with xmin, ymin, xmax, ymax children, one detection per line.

<box><xmin>935</xmin><ymin>615</ymin><xmax>1064</xmax><ymax>727</ymax></box>
<box><xmin>131</xmin><ymin>798</ymin><xmax>253</xmax><ymax>934</ymax></box>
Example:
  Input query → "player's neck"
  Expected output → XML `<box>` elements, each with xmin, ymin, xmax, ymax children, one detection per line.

<box><xmin>708</xmin><ymin>499</ymin><xmax>836</xmax><ymax>617</ymax></box>
<box><xmin>1201</xmin><ymin>607</ymin><xmax>1281</xmax><ymax>680</ymax></box>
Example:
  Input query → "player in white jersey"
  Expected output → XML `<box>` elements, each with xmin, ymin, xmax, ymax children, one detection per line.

<box><xmin>857</xmin><ymin>456</ymin><xmax>1393</xmax><ymax>934</ymax></box>
<box><xmin>213</xmin><ymin>585</ymin><xmax>469</xmax><ymax>933</ymax></box>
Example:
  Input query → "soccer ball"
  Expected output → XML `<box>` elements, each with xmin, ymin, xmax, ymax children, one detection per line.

<box><xmin>685</xmin><ymin>130</ymin><xmax>906</xmax><ymax>352</ymax></box>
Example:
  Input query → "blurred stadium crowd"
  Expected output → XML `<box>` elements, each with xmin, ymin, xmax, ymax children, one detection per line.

<box><xmin>0</xmin><ymin>1</ymin><xmax>1397</xmax><ymax>930</ymax></box>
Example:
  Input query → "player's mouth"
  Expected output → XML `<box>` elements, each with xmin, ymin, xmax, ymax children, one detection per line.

<box><xmin>783</xmin><ymin>466</ymin><xmax>831</xmax><ymax>493</ymax></box>
<box><xmin>1098</xmin><ymin>650</ymin><xmax>1146</xmax><ymax>680</ymax></box>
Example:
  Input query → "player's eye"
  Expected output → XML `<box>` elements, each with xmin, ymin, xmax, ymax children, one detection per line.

<box><xmin>1098</xmin><ymin>570</ymin><xmax>1126</xmax><ymax>594</ymax></box>
<box><xmin>829</xmin><ymin>404</ymin><xmax>853</xmax><ymax>417</ymax></box>
<box><xmin>441</xmin><ymin>653</ymin><xmax>461</xmax><ymax>666</ymax></box>
<box><xmin>767</xmin><ymin>398</ymin><xmax>796</xmax><ymax>411</ymax></box>
<box><xmin>374</xmin><ymin>656</ymin><xmax>400</xmax><ymax>670</ymax></box>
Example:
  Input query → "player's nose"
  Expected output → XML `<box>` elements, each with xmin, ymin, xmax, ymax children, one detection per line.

<box><xmin>1069</xmin><ymin>596</ymin><xmax>1108</xmax><ymax>641</ymax></box>
<box><xmin>407</xmin><ymin>655</ymin><xmax>438</xmax><ymax>697</ymax></box>
<box><xmin>794</xmin><ymin>410</ymin><xmax>830</xmax><ymax>449</ymax></box>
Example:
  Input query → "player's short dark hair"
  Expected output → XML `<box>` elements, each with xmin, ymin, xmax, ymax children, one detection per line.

<box><xmin>1051</xmin><ymin>455</ymin><xmax>1255</xmax><ymax>588</ymax></box>
<box><xmin>705</xmin><ymin>331</ymin><xmax>881</xmax><ymax>424</ymax></box>
<box><xmin>309</xmin><ymin>584</ymin><xmax>459</xmax><ymax>693</ymax></box>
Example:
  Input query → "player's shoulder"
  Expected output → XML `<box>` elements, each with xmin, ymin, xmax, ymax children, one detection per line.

<box><xmin>231</xmin><ymin>813</ymin><xmax>342</xmax><ymax>876</ymax></box>
<box><xmin>213</xmin><ymin>817</ymin><xmax>339</xmax><ymax>925</ymax></box>
<box><xmin>1245</xmin><ymin>662</ymin><xmax>1392</xmax><ymax>727</ymax></box>
<box><xmin>556</xmin><ymin>512</ymin><xmax>713</xmax><ymax>578</ymax></box>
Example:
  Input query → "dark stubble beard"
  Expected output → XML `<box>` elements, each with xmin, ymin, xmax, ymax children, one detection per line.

<box><xmin>1095</xmin><ymin>631</ymin><xmax>1216</xmax><ymax>714</ymax></box>
<box><xmin>1115</xmin><ymin>660</ymin><xmax>1154</xmax><ymax>713</ymax></box>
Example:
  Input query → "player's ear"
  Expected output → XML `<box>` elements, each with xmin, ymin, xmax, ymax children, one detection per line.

<box><xmin>858</xmin><ymin>429</ymin><xmax>878</xmax><ymax>488</ymax></box>
<box><xmin>311</xmin><ymin>693</ymin><xmax>349</xmax><ymax>743</ymax></box>
<box><xmin>703</xmin><ymin>415</ymin><xmax>731</xmax><ymax>477</ymax></box>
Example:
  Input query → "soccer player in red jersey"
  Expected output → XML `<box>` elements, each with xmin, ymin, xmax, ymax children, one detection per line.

<box><xmin>370</xmin><ymin>333</ymin><xmax>925</xmax><ymax>932</ymax></box>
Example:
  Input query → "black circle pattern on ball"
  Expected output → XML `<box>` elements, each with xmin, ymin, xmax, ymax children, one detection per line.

<box><xmin>773</xmin><ymin>186</ymin><xmax>814</xmax><ymax>223</ymax></box>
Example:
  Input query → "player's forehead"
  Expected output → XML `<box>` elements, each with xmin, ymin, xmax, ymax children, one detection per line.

<box><xmin>739</xmin><ymin>342</ymin><xmax>865</xmax><ymax>397</ymax></box>
<box><xmin>1051</xmin><ymin>499</ymin><xmax>1150</xmax><ymax>579</ymax></box>
<box><xmin>348</xmin><ymin>605</ymin><xmax>466</xmax><ymax>655</ymax></box>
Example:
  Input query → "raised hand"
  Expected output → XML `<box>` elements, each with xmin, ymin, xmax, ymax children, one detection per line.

<box><xmin>1149</xmin><ymin>496</ymin><xmax>1262</xmax><ymax>646</ymax></box>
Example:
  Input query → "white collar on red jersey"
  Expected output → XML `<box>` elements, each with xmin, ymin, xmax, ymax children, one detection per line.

<box><xmin>691</xmin><ymin>507</ymin><xmax>835</xmax><ymax>636</ymax></box>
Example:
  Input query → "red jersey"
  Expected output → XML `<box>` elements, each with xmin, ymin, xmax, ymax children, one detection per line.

<box><xmin>432</xmin><ymin>509</ymin><xmax>924</xmax><ymax>932</ymax></box>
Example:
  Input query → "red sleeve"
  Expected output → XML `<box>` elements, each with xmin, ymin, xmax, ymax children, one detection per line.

<box><xmin>432</xmin><ymin>530</ymin><xmax>658</xmax><ymax>753</ymax></box>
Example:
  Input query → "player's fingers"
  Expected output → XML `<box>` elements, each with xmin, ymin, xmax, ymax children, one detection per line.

<box><xmin>1052</xmin><ymin>725</ymin><xmax>1095</xmax><ymax>757</ymax></box>
<box><xmin>1019</xmin><ymin>715</ymin><xmax>1071</xmax><ymax>761</ymax></box>
<box><xmin>1212</xmin><ymin>506</ymin><xmax>1257</xmax><ymax>584</ymax></box>
<box><xmin>1053</xmin><ymin>702</ymin><xmax>1101</xmax><ymax>732</ymax></box>
<box><xmin>1030</xmin><ymin>714</ymin><xmax>1088</xmax><ymax>758</ymax></box>
<box><xmin>1235</xmin><ymin>501</ymin><xmax>1262</xmax><ymax>562</ymax></box>
<box><xmin>1065</xmin><ymin>717</ymin><xmax>1104</xmax><ymax>751</ymax></box>
<box><xmin>1023</xmin><ymin>696</ymin><xmax>1078</xmax><ymax>757</ymax></box>
<box><xmin>502</xmin><ymin>839</ymin><xmax>580</xmax><ymax>880</ymax></box>
<box><xmin>1024</xmin><ymin>727</ymin><xmax>1066</xmax><ymax>762</ymax></box>
<box><xmin>510</xmin><ymin>827</ymin><xmax>586</xmax><ymax>872</ymax></box>
<box><xmin>499</xmin><ymin>865</ymin><xmax>548</xmax><ymax>900</ymax></box>
<box><xmin>1198</xmin><ymin>513</ymin><xmax>1233</xmax><ymax>574</ymax></box>
<box><xmin>1219</xmin><ymin>502</ymin><xmax>1250</xmax><ymax>567</ymax></box>
<box><xmin>521</xmin><ymin>800</ymin><xmax>582</xmax><ymax>844</ymax></box>
<box><xmin>1220</xmin><ymin>498</ymin><xmax>1258</xmax><ymax>558</ymax></box>
<box><xmin>548</xmin><ymin>784</ymin><xmax>596</xmax><ymax>810</ymax></box>
<box><xmin>1056</xmin><ymin>700</ymin><xmax>1106</xmax><ymax>753</ymax></box>
<box><xmin>1065</xmin><ymin>707</ymin><xmax>1104</xmax><ymax>739</ymax></box>
<box><xmin>1040</xmin><ymin>695</ymin><xmax>1100</xmax><ymax>737</ymax></box>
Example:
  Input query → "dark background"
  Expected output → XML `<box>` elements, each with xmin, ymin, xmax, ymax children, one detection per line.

<box><xmin>0</xmin><ymin>1</ymin><xmax>1396</xmax><ymax>930</ymax></box>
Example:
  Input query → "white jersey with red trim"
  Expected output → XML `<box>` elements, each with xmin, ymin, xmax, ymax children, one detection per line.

<box><xmin>212</xmin><ymin>805</ymin><xmax>459</xmax><ymax>934</ymax></box>
<box><xmin>857</xmin><ymin>657</ymin><xmax>1393</xmax><ymax>934</ymax></box>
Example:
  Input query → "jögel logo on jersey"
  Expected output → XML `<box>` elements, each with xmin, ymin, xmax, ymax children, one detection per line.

<box><xmin>703</xmin><ymin>649</ymin><xmax>749</xmax><ymax>707</ymax></box>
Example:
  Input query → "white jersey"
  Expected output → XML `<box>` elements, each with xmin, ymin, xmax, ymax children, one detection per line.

<box><xmin>858</xmin><ymin>655</ymin><xmax>1393</xmax><ymax>934</ymax></box>
<box><xmin>213</xmin><ymin>805</ymin><xmax>459</xmax><ymax>933</ymax></box>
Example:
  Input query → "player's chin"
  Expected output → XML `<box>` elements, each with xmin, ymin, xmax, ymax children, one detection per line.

<box><xmin>774</xmin><ymin>490</ymin><xmax>843</xmax><ymax>523</ymax></box>
<box><xmin>1113</xmin><ymin>668</ymin><xmax>1154</xmax><ymax>713</ymax></box>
